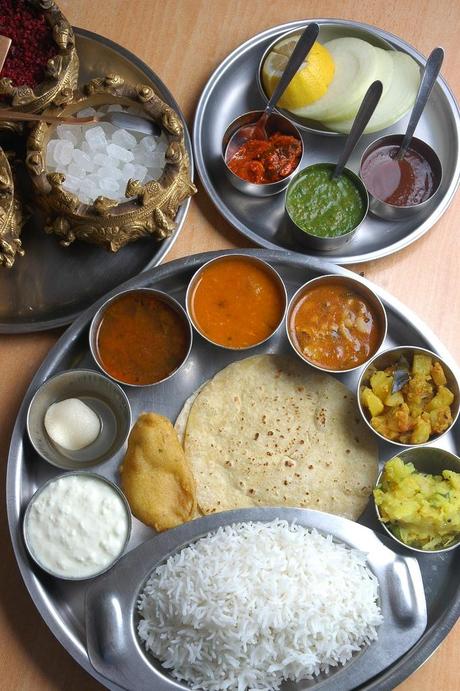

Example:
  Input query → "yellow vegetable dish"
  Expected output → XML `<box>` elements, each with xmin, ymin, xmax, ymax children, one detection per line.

<box><xmin>360</xmin><ymin>353</ymin><xmax>455</xmax><ymax>444</ymax></box>
<box><xmin>374</xmin><ymin>457</ymin><xmax>460</xmax><ymax>550</ymax></box>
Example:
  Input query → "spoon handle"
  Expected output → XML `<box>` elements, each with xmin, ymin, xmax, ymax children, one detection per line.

<box><xmin>332</xmin><ymin>80</ymin><xmax>383</xmax><ymax>179</ymax></box>
<box><xmin>265</xmin><ymin>22</ymin><xmax>319</xmax><ymax>115</ymax></box>
<box><xmin>0</xmin><ymin>35</ymin><xmax>11</xmax><ymax>72</ymax></box>
<box><xmin>0</xmin><ymin>109</ymin><xmax>95</xmax><ymax>125</ymax></box>
<box><xmin>396</xmin><ymin>47</ymin><xmax>444</xmax><ymax>160</ymax></box>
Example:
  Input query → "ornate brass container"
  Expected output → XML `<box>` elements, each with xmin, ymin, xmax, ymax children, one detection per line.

<box><xmin>0</xmin><ymin>148</ymin><xmax>24</xmax><ymax>268</ymax></box>
<box><xmin>0</xmin><ymin>0</ymin><xmax>78</xmax><ymax>118</ymax></box>
<box><xmin>26</xmin><ymin>75</ymin><xmax>196</xmax><ymax>251</ymax></box>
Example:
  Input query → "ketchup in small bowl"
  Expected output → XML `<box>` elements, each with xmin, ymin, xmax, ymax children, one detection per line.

<box><xmin>360</xmin><ymin>135</ymin><xmax>442</xmax><ymax>220</ymax></box>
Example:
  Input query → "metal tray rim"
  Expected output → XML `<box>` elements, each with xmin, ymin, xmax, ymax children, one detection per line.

<box><xmin>6</xmin><ymin>248</ymin><xmax>460</xmax><ymax>691</ymax></box>
<box><xmin>193</xmin><ymin>18</ymin><xmax>460</xmax><ymax>265</ymax></box>
<box><xmin>0</xmin><ymin>26</ymin><xmax>194</xmax><ymax>335</ymax></box>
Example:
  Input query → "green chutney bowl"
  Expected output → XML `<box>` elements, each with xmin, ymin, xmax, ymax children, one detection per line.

<box><xmin>285</xmin><ymin>162</ymin><xmax>369</xmax><ymax>251</ymax></box>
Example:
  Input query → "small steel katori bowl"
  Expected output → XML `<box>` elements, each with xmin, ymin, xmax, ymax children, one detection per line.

<box><xmin>286</xmin><ymin>273</ymin><xmax>387</xmax><ymax>374</ymax></box>
<box><xmin>221</xmin><ymin>110</ymin><xmax>303</xmax><ymax>197</ymax></box>
<box><xmin>285</xmin><ymin>162</ymin><xmax>369</xmax><ymax>251</ymax></box>
<box><xmin>27</xmin><ymin>369</ymin><xmax>132</xmax><ymax>470</ymax></box>
<box><xmin>374</xmin><ymin>447</ymin><xmax>460</xmax><ymax>553</ymax></box>
<box><xmin>186</xmin><ymin>254</ymin><xmax>287</xmax><ymax>350</ymax></box>
<box><xmin>357</xmin><ymin>345</ymin><xmax>460</xmax><ymax>447</ymax></box>
<box><xmin>359</xmin><ymin>134</ymin><xmax>443</xmax><ymax>220</ymax></box>
<box><xmin>89</xmin><ymin>287</ymin><xmax>193</xmax><ymax>387</ymax></box>
<box><xmin>23</xmin><ymin>471</ymin><xmax>132</xmax><ymax>580</ymax></box>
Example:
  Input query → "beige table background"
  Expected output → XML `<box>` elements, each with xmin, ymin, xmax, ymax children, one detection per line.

<box><xmin>1</xmin><ymin>1</ymin><xmax>459</xmax><ymax>689</ymax></box>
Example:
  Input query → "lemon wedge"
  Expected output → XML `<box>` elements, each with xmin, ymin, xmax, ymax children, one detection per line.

<box><xmin>262</xmin><ymin>38</ymin><xmax>335</xmax><ymax>110</ymax></box>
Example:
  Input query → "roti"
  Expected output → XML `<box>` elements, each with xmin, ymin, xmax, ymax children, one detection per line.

<box><xmin>181</xmin><ymin>354</ymin><xmax>379</xmax><ymax>520</ymax></box>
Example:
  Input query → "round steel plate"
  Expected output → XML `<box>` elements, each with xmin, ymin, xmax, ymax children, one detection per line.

<box><xmin>0</xmin><ymin>28</ymin><xmax>193</xmax><ymax>333</ymax></box>
<box><xmin>6</xmin><ymin>249</ymin><xmax>460</xmax><ymax>690</ymax></box>
<box><xmin>193</xmin><ymin>19</ymin><xmax>460</xmax><ymax>264</ymax></box>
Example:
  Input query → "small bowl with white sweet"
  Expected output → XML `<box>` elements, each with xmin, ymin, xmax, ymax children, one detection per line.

<box><xmin>23</xmin><ymin>471</ymin><xmax>132</xmax><ymax>580</ymax></box>
<box><xmin>27</xmin><ymin>369</ymin><xmax>132</xmax><ymax>470</ymax></box>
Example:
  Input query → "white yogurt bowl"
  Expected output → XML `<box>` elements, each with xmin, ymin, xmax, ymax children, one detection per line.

<box><xmin>23</xmin><ymin>472</ymin><xmax>132</xmax><ymax>580</ymax></box>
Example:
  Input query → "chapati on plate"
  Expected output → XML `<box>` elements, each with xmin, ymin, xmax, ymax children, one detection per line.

<box><xmin>179</xmin><ymin>354</ymin><xmax>379</xmax><ymax>520</ymax></box>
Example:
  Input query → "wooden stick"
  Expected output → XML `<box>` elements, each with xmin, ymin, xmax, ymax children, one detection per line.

<box><xmin>0</xmin><ymin>110</ymin><xmax>96</xmax><ymax>125</ymax></box>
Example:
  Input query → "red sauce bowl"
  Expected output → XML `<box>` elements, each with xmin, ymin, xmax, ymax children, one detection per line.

<box><xmin>359</xmin><ymin>134</ymin><xmax>442</xmax><ymax>220</ymax></box>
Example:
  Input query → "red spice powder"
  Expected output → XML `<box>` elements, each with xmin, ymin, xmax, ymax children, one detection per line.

<box><xmin>0</xmin><ymin>0</ymin><xmax>57</xmax><ymax>88</ymax></box>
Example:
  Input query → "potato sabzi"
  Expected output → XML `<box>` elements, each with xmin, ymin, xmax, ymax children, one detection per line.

<box><xmin>374</xmin><ymin>456</ymin><xmax>460</xmax><ymax>550</ymax></box>
<box><xmin>360</xmin><ymin>353</ymin><xmax>454</xmax><ymax>444</ymax></box>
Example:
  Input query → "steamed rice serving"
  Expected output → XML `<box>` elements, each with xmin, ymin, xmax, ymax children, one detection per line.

<box><xmin>137</xmin><ymin>519</ymin><xmax>382</xmax><ymax>691</ymax></box>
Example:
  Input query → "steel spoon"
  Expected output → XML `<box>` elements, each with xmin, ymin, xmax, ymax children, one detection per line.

<box><xmin>395</xmin><ymin>47</ymin><xmax>444</xmax><ymax>160</ymax></box>
<box><xmin>331</xmin><ymin>80</ymin><xmax>383</xmax><ymax>179</ymax></box>
<box><xmin>225</xmin><ymin>22</ymin><xmax>319</xmax><ymax>158</ymax></box>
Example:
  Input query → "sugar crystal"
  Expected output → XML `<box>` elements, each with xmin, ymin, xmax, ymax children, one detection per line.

<box><xmin>112</xmin><ymin>128</ymin><xmax>137</xmax><ymax>150</ymax></box>
<box><xmin>56</xmin><ymin>125</ymin><xmax>78</xmax><ymax>146</ymax></box>
<box><xmin>107</xmin><ymin>143</ymin><xmax>134</xmax><ymax>163</ymax></box>
<box><xmin>85</xmin><ymin>126</ymin><xmax>107</xmax><ymax>151</ymax></box>
<box><xmin>72</xmin><ymin>149</ymin><xmax>95</xmax><ymax>172</ymax></box>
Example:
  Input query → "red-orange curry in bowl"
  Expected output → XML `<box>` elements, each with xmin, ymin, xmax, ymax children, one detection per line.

<box><xmin>92</xmin><ymin>290</ymin><xmax>191</xmax><ymax>386</ymax></box>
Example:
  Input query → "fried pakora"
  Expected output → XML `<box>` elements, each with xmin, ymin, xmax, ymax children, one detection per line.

<box><xmin>120</xmin><ymin>412</ymin><xmax>197</xmax><ymax>532</ymax></box>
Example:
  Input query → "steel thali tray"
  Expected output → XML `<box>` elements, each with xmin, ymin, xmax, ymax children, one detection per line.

<box><xmin>193</xmin><ymin>19</ymin><xmax>460</xmax><ymax>265</ymax></box>
<box><xmin>7</xmin><ymin>249</ymin><xmax>460</xmax><ymax>690</ymax></box>
<box><xmin>0</xmin><ymin>28</ymin><xmax>193</xmax><ymax>334</ymax></box>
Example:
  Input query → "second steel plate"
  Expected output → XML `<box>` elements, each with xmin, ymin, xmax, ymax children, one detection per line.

<box><xmin>193</xmin><ymin>19</ymin><xmax>460</xmax><ymax>264</ymax></box>
<box><xmin>0</xmin><ymin>28</ymin><xmax>193</xmax><ymax>334</ymax></box>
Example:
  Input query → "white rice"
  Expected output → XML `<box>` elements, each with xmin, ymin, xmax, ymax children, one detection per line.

<box><xmin>137</xmin><ymin>519</ymin><xmax>382</xmax><ymax>691</ymax></box>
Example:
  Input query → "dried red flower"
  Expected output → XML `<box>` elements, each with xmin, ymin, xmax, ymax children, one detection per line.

<box><xmin>0</xmin><ymin>0</ymin><xmax>57</xmax><ymax>88</ymax></box>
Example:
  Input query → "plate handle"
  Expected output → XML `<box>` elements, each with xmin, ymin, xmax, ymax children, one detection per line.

<box><xmin>85</xmin><ymin>588</ymin><xmax>177</xmax><ymax>691</ymax></box>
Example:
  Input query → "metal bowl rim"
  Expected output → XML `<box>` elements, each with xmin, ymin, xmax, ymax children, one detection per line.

<box><xmin>221</xmin><ymin>109</ymin><xmax>304</xmax><ymax>194</ymax></box>
<box><xmin>285</xmin><ymin>272</ymin><xmax>388</xmax><ymax>373</ymax></box>
<box><xmin>26</xmin><ymin>368</ymin><xmax>132</xmax><ymax>469</ymax></box>
<box><xmin>88</xmin><ymin>286</ymin><xmax>193</xmax><ymax>388</ymax></box>
<box><xmin>374</xmin><ymin>447</ymin><xmax>460</xmax><ymax>553</ymax></box>
<box><xmin>185</xmin><ymin>253</ymin><xmax>288</xmax><ymax>351</ymax></box>
<box><xmin>284</xmin><ymin>162</ymin><xmax>370</xmax><ymax>244</ymax></box>
<box><xmin>255</xmin><ymin>23</ymin><xmax>395</xmax><ymax>137</ymax></box>
<box><xmin>22</xmin><ymin>470</ymin><xmax>133</xmax><ymax>580</ymax></box>
<box><xmin>359</xmin><ymin>134</ymin><xmax>444</xmax><ymax>211</ymax></box>
<box><xmin>357</xmin><ymin>344</ymin><xmax>460</xmax><ymax>447</ymax></box>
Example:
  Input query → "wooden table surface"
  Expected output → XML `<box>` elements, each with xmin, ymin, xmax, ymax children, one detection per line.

<box><xmin>1</xmin><ymin>1</ymin><xmax>459</xmax><ymax>689</ymax></box>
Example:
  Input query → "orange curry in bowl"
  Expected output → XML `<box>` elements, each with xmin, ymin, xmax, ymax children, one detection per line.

<box><xmin>188</xmin><ymin>256</ymin><xmax>286</xmax><ymax>349</ymax></box>
<box><xmin>289</xmin><ymin>281</ymin><xmax>383</xmax><ymax>371</ymax></box>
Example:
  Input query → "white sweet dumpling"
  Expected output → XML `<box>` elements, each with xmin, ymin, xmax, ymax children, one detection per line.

<box><xmin>44</xmin><ymin>398</ymin><xmax>101</xmax><ymax>451</ymax></box>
